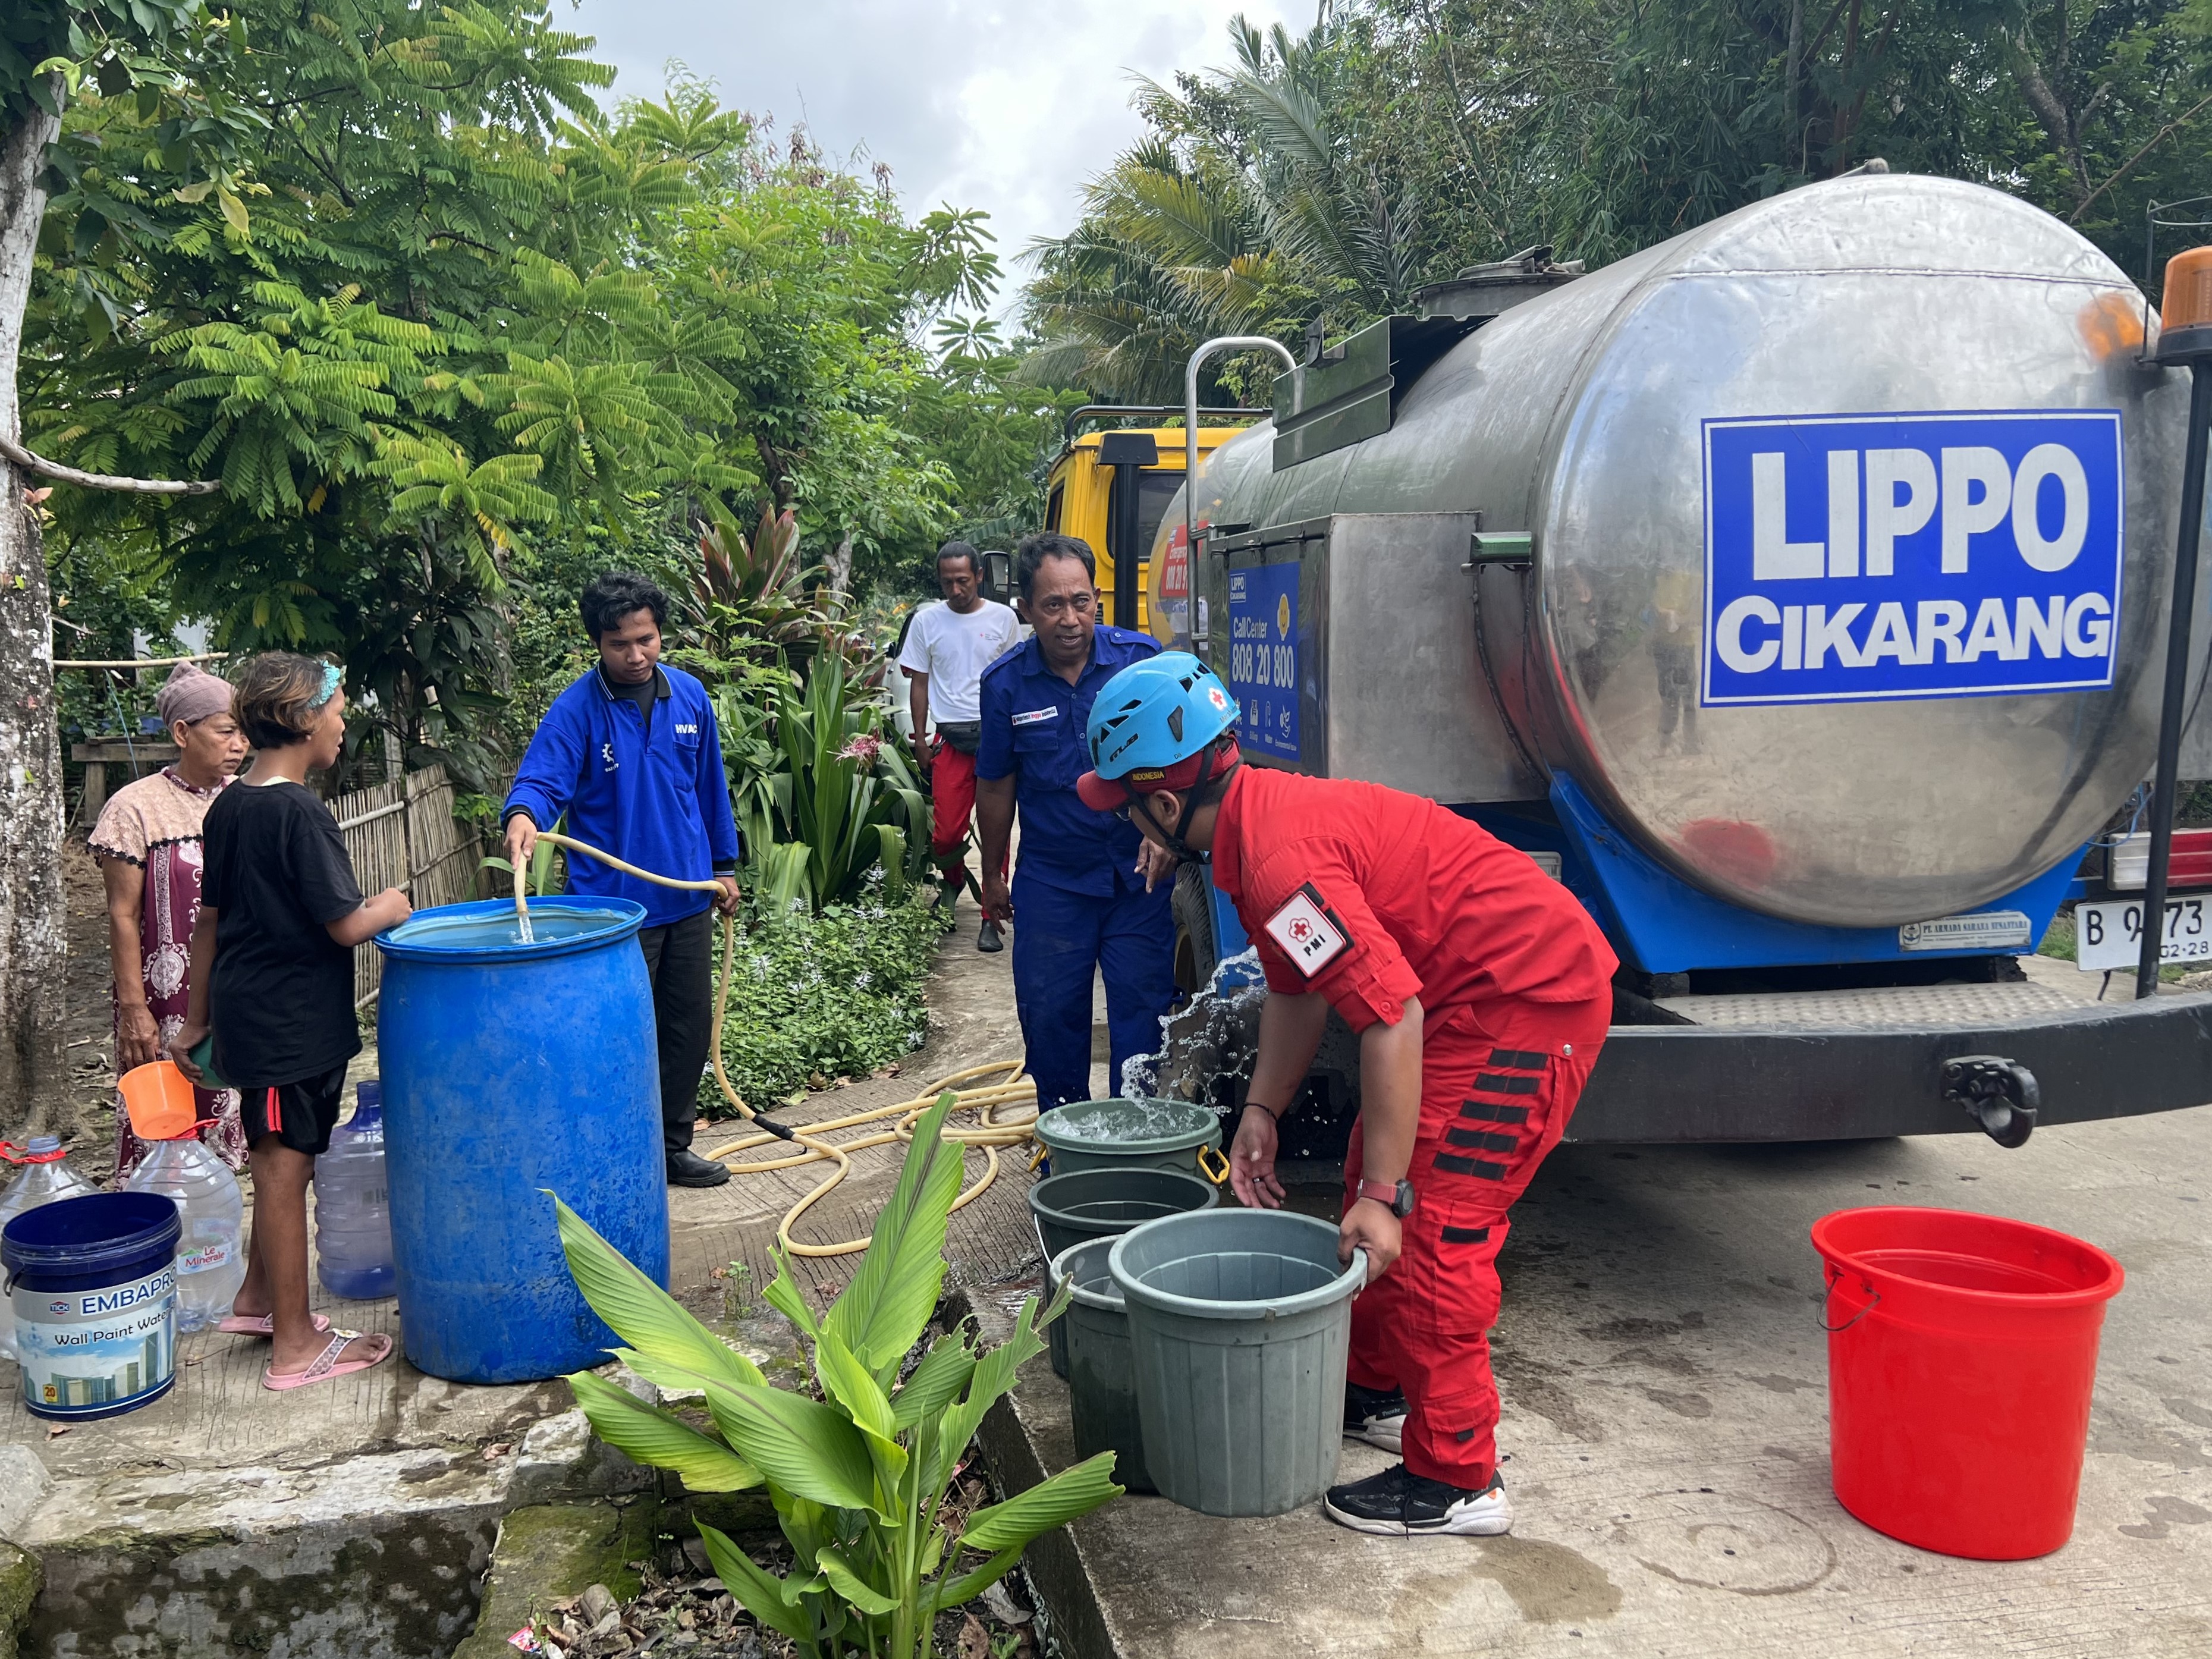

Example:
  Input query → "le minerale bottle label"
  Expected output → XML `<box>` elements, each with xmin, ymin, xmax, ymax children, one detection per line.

<box><xmin>14</xmin><ymin>1262</ymin><xmax>177</xmax><ymax>1416</ymax></box>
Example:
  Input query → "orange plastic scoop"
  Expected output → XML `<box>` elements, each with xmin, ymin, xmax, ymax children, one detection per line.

<box><xmin>119</xmin><ymin>1058</ymin><xmax>200</xmax><ymax>1140</ymax></box>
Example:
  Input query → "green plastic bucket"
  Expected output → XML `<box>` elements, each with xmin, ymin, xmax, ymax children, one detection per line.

<box><xmin>1110</xmin><ymin>1209</ymin><xmax>1366</xmax><ymax>1517</ymax></box>
<box><xmin>1029</xmin><ymin>1166</ymin><xmax>1219</xmax><ymax>1263</ymax></box>
<box><xmin>1034</xmin><ymin>1098</ymin><xmax>1224</xmax><ymax>1176</ymax></box>
<box><xmin>1053</xmin><ymin>1239</ymin><xmax>1152</xmax><ymax>1494</ymax></box>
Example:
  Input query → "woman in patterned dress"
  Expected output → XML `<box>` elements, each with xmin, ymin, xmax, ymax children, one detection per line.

<box><xmin>91</xmin><ymin>662</ymin><xmax>252</xmax><ymax>1177</ymax></box>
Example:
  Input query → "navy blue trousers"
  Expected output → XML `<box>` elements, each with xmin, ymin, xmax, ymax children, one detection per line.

<box><xmin>1010</xmin><ymin>867</ymin><xmax>1177</xmax><ymax>1111</ymax></box>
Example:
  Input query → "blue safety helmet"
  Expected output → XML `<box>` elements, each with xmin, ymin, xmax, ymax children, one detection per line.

<box><xmin>1074</xmin><ymin>652</ymin><xmax>1240</xmax><ymax>812</ymax></box>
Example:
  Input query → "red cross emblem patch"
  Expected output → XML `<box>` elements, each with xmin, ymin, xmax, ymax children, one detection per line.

<box><xmin>1263</xmin><ymin>883</ymin><xmax>1351</xmax><ymax>976</ymax></box>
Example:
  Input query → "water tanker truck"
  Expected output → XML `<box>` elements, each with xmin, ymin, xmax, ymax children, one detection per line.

<box><xmin>1144</xmin><ymin>170</ymin><xmax>2212</xmax><ymax>1157</ymax></box>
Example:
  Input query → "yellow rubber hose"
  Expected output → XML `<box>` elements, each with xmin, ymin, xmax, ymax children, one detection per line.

<box><xmin>517</xmin><ymin>831</ymin><xmax>1039</xmax><ymax>1257</ymax></box>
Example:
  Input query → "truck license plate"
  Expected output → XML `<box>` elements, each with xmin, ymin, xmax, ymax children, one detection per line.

<box><xmin>2075</xmin><ymin>897</ymin><xmax>2212</xmax><ymax>971</ymax></box>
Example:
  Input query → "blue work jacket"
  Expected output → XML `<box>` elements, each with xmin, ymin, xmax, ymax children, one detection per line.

<box><xmin>503</xmin><ymin>664</ymin><xmax>740</xmax><ymax>928</ymax></box>
<box><xmin>976</xmin><ymin>626</ymin><xmax>1160</xmax><ymax>896</ymax></box>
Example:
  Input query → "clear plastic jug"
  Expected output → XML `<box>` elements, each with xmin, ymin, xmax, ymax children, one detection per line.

<box><xmin>0</xmin><ymin>1138</ymin><xmax>96</xmax><ymax>1360</ymax></box>
<box><xmin>315</xmin><ymin>1081</ymin><xmax>394</xmax><ymax>1299</ymax></box>
<box><xmin>124</xmin><ymin>1135</ymin><xmax>246</xmax><ymax>1333</ymax></box>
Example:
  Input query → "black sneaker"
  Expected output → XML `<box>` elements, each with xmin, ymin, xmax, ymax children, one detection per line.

<box><xmin>976</xmin><ymin>918</ymin><xmax>1004</xmax><ymax>953</ymax></box>
<box><xmin>1323</xmin><ymin>1463</ymin><xmax>1512</xmax><ymax>1537</ymax></box>
<box><xmin>1343</xmin><ymin>1382</ymin><xmax>1407</xmax><ymax>1454</ymax></box>
<box><xmin>666</xmin><ymin>1147</ymin><xmax>731</xmax><ymax>1187</ymax></box>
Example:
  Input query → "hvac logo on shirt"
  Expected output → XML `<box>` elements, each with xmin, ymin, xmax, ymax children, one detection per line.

<box><xmin>1701</xmin><ymin>410</ymin><xmax>2123</xmax><ymax>707</ymax></box>
<box><xmin>601</xmin><ymin>741</ymin><xmax>619</xmax><ymax>772</ymax></box>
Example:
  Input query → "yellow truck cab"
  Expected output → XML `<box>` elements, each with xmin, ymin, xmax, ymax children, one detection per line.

<box><xmin>1043</xmin><ymin>405</ymin><xmax>1264</xmax><ymax>631</ymax></box>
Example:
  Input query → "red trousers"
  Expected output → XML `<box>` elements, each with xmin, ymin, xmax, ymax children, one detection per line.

<box><xmin>926</xmin><ymin>739</ymin><xmax>1005</xmax><ymax>884</ymax></box>
<box><xmin>1343</xmin><ymin>994</ymin><xmax>1609</xmax><ymax>1488</ymax></box>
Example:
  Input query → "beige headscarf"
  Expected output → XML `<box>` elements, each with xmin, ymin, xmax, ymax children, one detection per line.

<box><xmin>155</xmin><ymin>662</ymin><xmax>234</xmax><ymax>728</ymax></box>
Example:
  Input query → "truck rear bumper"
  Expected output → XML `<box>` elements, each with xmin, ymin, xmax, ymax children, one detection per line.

<box><xmin>1568</xmin><ymin>988</ymin><xmax>2212</xmax><ymax>1143</ymax></box>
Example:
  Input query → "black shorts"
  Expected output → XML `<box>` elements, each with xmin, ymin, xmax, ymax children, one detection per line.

<box><xmin>240</xmin><ymin>1066</ymin><xmax>350</xmax><ymax>1156</ymax></box>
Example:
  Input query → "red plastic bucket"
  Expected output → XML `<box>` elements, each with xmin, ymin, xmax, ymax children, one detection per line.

<box><xmin>1811</xmin><ymin>1206</ymin><xmax>2122</xmax><ymax>1560</ymax></box>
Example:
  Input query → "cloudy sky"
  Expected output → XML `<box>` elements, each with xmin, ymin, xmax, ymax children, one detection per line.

<box><xmin>563</xmin><ymin>0</ymin><xmax>1303</xmax><ymax>309</ymax></box>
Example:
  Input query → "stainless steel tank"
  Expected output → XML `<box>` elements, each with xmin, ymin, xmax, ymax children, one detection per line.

<box><xmin>1160</xmin><ymin>174</ymin><xmax>2192</xmax><ymax>928</ymax></box>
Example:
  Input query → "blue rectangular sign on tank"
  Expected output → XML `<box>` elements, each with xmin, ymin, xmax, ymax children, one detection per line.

<box><xmin>1701</xmin><ymin>410</ymin><xmax>2124</xmax><ymax>706</ymax></box>
<box><xmin>1227</xmin><ymin>562</ymin><xmax>1301</xmax><ymax>761</ymax></box>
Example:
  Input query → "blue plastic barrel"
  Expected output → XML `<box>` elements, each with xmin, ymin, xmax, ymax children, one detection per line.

<box><xmin>375</xmin><ymin>898</ymin><xmax>670</xmax><ymax>1382</ymax></box>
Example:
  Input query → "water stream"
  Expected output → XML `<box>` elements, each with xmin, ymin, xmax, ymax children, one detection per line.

<box><xmin>1116</xmin><ymin>947</ymin><xmax>1268</xmax><ymax>1108</ymax></box>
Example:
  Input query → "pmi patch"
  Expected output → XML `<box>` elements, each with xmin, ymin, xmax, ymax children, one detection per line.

<box><xmin>1264</xmin><ymin>883</ymin><xmax>1352</xmax><ymax>977</ymax></box>
<box><xmin>1010</xmin><ymin>706</ymin><xmax>1058</xmax><ymax>727</ymax></box>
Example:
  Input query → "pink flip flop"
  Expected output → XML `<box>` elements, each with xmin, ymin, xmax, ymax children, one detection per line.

<box><xmin>262</xmin><ymin>1329</ymin><xmax>394</xmax><ymax>1391</ymax></box>
<box><xmin>218</xmin><ymin>1312</ymin><xmax>332</xmax><ymax>1337</ymax></box>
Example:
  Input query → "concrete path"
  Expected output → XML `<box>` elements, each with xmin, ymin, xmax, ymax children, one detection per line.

<box><xmin>984</xmin><ymin>985</ymin><xmax>2212</xmax><ymax>1657</ymax></box>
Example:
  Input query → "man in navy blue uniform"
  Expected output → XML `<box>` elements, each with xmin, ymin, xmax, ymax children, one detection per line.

<box><xmin>976</xmin><ymin>534</ymin><xmax>1177</xmax><ymax>1110</ymax></box>
<box><xmin>503</xmin><ymin>573</ymin><xmax>741</xmax><ymax>1187</ymax></box>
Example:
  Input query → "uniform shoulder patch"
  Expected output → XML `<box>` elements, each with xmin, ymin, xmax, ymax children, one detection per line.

<box><xmin>1263</xmin><ymin>882</ymin><xmax>1353</xmax><ymax>978</ymax></box>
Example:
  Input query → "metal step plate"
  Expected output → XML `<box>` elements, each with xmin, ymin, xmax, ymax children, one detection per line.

<box><xmin>1654</xmin><ymin>980</ymin><xmax>2092</xmax><ymax>1031</ymax></box>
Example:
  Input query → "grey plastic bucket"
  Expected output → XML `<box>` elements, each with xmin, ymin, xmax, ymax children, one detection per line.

<box><xmin>1110</xmin><ymin>1209</ymin><xmax>1366</xmax><ymax>1517</ymax></box>
<box><xmin>1029</xmin><ymin>1166</ymin><xmax>1219</xmax><ymax>1263</ymax></box>
<box><xmin>1052</xmin><ymin>1239</ymin><xmax>1151</xmax><ymax>1494</ymax></box>
<box><xmin>1045</xmin><ymin>1253</ymin><xmax>1071</xmax><ymax>1380</ymax></box>
<box><xmin>1034</xmin><ymin>1098</ymin><xmax>1224</xmax><ymax>1176</ymax></box>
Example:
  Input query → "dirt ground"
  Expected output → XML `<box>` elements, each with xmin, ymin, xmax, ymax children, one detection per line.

<box><xmin>51</xmin><ymin>841</ymin><xmax>128</xmax><ymax>1168</ymax></box>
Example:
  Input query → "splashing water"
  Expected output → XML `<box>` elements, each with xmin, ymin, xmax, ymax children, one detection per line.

<box><xmin>514</xmin><ymin>898</ymin><xmax>536</xmax><ymax>947</ymax></box>
<box><xmin>1117</xmin><ymin>947</ymin><xmax>1267</xmax><ymax>1110</ymax></box>
<box><xmin>1045</xmin><ymin>1098</ymin><xmax>1214</xmax><ymax>1143</ymax></box>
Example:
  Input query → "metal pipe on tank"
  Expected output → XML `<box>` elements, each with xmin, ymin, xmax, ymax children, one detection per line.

<box><xmin>1186</xmin><ymin>336</ymin><xmax>1298</xmax><ymax>578</ymax></box>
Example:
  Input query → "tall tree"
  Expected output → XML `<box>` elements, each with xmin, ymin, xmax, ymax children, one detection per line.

<box><xmin>2</xmin><ymin>0</ymin><xmax>253</xmax><ymax>1124</ymax></box>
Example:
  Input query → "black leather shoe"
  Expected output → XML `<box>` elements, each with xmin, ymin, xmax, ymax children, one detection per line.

<box><xmin>667</xmin><ymin>1147</ymin><xmax>731</xmax><ymax>1187</ymax></box>
<box><xmin>976</xmin><ymin>918</ymin><xmax>1004</xmax><ymax>953</ymax></box>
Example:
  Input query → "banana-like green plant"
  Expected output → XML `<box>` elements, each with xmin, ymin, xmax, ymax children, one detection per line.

<box><xmin>555</xmin><ymin>1092</ymin><xmax>1120</xmax><ymax>1659</ymax></box>
<box><xmin>714</xmin><ymin>652</ymin><xmax>932</xmax><ymax>912</ymax></box>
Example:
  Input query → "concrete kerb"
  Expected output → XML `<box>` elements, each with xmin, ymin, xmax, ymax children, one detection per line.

<box><xmin>8</xmin><ymin>1378</ymin><xmax>655</xmax><ymax>1659</ymax></box>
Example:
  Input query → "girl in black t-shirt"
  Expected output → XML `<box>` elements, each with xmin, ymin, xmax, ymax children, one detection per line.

<box><xmin>175</xmin><ymin>654</ymin><xmax>413</xmax><ymax>1390</ymax></box>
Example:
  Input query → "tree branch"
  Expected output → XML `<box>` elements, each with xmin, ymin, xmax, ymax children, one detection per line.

<box><xmin>2070</xmin><ymin>90</ymin><xmax>2212</xmax><ymax>225</ymax></box>
<box><xmin>0</xmin><ymin>433</ymin><xmax>221</xmax><ymax>496</ymax></box>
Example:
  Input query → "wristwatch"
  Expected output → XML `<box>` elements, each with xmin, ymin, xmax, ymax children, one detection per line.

<box><xmin>1356</xmin><ymin>1177</ymin><xmax>1416</xmax><ymax>1218</ymax></box>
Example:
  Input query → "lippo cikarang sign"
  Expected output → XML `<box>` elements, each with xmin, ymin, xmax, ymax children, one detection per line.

<box><xmin>1700</xmin><ymin>410</ymin><xmax>2125</xmax><ymax>706</ymax></box>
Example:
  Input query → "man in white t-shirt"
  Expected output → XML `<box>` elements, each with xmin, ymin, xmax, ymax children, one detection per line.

<box><xmin>898</xmin><ymin>541</ymin><xmax>1020</xmax><ymax>950</ymax></box>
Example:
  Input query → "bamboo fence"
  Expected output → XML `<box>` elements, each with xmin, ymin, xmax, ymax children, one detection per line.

<box><xmin>332</xmin><ymin>764</ymin><xmax>487</xmax><ymax>1008</ymax></box>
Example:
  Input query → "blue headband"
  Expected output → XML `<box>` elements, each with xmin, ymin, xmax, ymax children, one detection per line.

<box><xmin>309</xmin><ymin>663</ymin><xmax>343</xmax><ymax>709</ymax></box>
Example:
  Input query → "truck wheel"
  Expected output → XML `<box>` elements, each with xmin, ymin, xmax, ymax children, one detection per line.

<box><xmin>1172</xmin><ymin>862</ymin><xmax>1218</xmax><ymax>997</ymax></box>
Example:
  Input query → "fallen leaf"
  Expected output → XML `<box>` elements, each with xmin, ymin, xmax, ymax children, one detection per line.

<box><xmin>956</xmin><ymin>1613</ymin><xmax>989</xmax><ymax>1659</ymax></box>
<box><xmin>980</xmin><ymin>1581</ymin><xmax>1032</xmax><ymax>1625</ymax></box>
<box><xmin>482</xmin><ymin>1441</ymin><xmax>513</xmax><ymax>1460</ymax></box>
<box><xmin>46</xmin><ymin>1424</ymin><xmax>70</xmax><ymax>1439</ymax></box>
<box><xmin>579</xmin><ymin>1584</ymin><xmax>615</xmax><ymax>1624</ymax></box>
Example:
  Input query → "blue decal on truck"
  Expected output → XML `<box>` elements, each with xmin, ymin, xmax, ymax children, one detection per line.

<box><xmin>1701</xmin><ymin>410</ymin><xmax>2124</xmax><ymax>706</ymax></box>
<box><xmin>1227</xmin><ymin>563</ymin><xmax>1300</xmax><ymax>761</ymax></box>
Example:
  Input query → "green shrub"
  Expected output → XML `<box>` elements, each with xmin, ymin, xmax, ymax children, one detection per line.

<box><xmin>703</xmin><ymin>884</ymin><xmax>947</xmax><ymax>1113</ymax></box>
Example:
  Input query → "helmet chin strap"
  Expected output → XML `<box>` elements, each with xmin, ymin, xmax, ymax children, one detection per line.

<box><xmin>1129</xmin><ymin>743</ymin><xmax>1239</xmax><ymax>864</ymax></box>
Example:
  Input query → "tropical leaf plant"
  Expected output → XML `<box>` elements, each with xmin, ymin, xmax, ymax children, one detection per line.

<box><xmin>714</xmin><ymin>650</ymin><xmax>932</xmax><ymax>912</ymax></box>
<box><xmin>555</xmin><ymin>1092</ymin><xmax>1120</xmax><ymax>1659</ymax></box>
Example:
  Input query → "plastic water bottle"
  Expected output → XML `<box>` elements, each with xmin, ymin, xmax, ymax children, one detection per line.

<box><xmin>124</xmin><ymin>1136</ymin><xmax>246</xmax><ymax>1333</ymax></box>
<box><xmin>315</xmin><ymin>1081</ymin><xmax>395</xmax><ymax>1299</ymax></box>
<box><xmin>0</xmin><ymin>1138</ymin><xmax>96</xmax><ymax>1360</ymax></box>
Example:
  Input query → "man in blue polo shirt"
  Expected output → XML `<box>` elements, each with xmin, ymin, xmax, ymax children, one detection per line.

<box><xmin>502</xmin><ymin>572</ymin><xmax>741</xmax><ymax>1187</ymax></box>
<box><xmin>976</xmin><ymin>533</ymin><xmax>1176</xmax><ymax>1110</ymax></box>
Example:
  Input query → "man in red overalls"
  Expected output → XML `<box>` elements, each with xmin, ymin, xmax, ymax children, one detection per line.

<box><xmin>1076</xmin><ymin>652</ymin><xmax>1617</xmax><ymax>1536</ymax></box>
